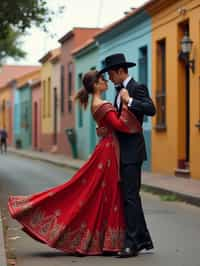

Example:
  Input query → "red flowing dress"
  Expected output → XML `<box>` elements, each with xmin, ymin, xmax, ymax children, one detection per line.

<box><xmin>8</xmin><ymin>102</ymin><xmax>140</xmax><ymax>255</ymax></box>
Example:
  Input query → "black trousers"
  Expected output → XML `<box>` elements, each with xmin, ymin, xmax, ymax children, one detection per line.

<box><xmin>0</xmin><ymin>138</ymin><xmax>7</xmax><ymax>153</ymax></box>
<box><xmin>120</xmin><ymin>162</ymin><xmax>152</xmax><ymax>249</ymax></box>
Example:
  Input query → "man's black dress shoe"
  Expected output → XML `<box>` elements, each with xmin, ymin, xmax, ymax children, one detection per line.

<box><xmin>117</xmin><ymin>247</ymin><xmax>138</xmax><ymax>258</ymax></box>
<box><xmin>137</xmin><ymin>241</ymin><xmax>154</xmax><ymax>252</ymax></box>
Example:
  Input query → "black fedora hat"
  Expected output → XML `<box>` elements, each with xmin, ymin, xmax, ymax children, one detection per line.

<box><xmin>100</xmin><ymin>53</ymin><xmax>136</xmax><ymax>74</ymax></box>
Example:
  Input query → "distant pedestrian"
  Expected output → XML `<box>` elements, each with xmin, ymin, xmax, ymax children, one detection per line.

<box><xmin>0</xmin><ymin>128</ymin><xmax>8</xmax><ymax>154</ymax></box>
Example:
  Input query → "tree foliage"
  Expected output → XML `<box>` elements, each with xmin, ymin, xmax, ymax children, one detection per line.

<box><xmin>0</xmin><ymin>27</ymin><xmax>25</xmax><ymax>62</ymax></box>
<box><xmin>0</xmin><ymin>0</ymin><xmax>63</xmax><ymax>62</ymax></box>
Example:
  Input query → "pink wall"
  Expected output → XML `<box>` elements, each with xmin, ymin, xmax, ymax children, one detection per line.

<box><xmin>58</xmin><ymin>28</ymin><xmax>100</xmax><ymax>157</ymax></box>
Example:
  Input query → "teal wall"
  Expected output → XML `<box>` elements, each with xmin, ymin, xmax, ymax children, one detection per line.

<box><xmin>74</xmin><ymin>44</ymin><xmax>99</xmax><ymax>159</ymax></box>
<box><xmin>14</xmin><ymin>85</ymin><xmax>32</xmax><ymax>149</ymax></box>
<box><xmin>96</xmin><ymin>10</ymin><xmax>153</xmax><ymax>170</ymax></box>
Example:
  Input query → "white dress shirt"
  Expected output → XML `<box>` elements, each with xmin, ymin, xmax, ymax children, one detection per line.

<box><xmin>116</xmin><ymin>76</ymin><xmax>132</xmax><ymax>109</ymax></box>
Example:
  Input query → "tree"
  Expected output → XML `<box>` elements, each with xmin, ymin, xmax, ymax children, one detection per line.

<box><xmin>0</xmin><ymin>0</ymin><xmax>63</xmax><ymax>63</ymax></box>
<box><xmin>0</xmin><ymin>28</ymin><xmax>25</xmax><ymax>62</ymax></box>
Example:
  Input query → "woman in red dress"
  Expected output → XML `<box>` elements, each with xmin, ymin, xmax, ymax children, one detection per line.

<box><xmin>8</xmin><ymin>70</ymin><xmax>141</xmax><ymax>255</ymax></box>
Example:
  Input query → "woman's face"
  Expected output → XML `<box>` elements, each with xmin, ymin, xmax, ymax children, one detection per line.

<box><xmin>95</xmin><ymin>76</ymin><xmax>108</xmax><ymax>93</ymax></box>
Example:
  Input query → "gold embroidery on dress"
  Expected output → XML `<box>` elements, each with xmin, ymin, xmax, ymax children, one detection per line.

<box><xmin>79</xmin><ymin>200</ymin><xmax>84</xmax><ymax>207</ymax></box>
<box><xmin>29</xmin><ymin>208</ymin><xmax>64</xmax><ymax>242</ymax></box>
<box><xmin>107</xmin><ymin>160</ymin><xmax>111</xmax><ymax>168</ymax></box>
<box><xmin>101</xmin><ymin>180</ymin><xmax>106</xmax><ymax>188</ymax></box>
<box><xmin>114</xmin><ymin>206</ymin><xmax>118</xmax><ymax>212</ymax></box>
<box><xmin>49</xmin><ymin>223</ymin><xmax>65</xmax><ymax>242</ymax></box>
<box><xmin>81</xmin><ymin>229</ymin><xmax>92</xmax><ymax>251</ymax></box>
<box><xmin>105</xmin><ymin>227</ymin><xmax>124</xmax><ymax>248</ymax></box>
<box><xmin>104</xmin><ymin>195</ymin><xmax>108</xmax><ymax>202</ymax></box>
<box><xmin>98</xmin><ymin>163</ymin><xmax>103</xmax><ymax>169</ymax></box>
<box><xmin>11</xmin><ymin>196</ymin><xmax>31</xmax><ymax>207</ymax></box>
<box><xmin>56</xmin><ymin>226</ymin><xmax>125</xmax><ymax>252</ymax></box>
<box><xmin>81</xmin><ymin>222</ymin><xmax>87</xmax><ymax>229</ymax></box>
<box><xmin>30</xmin><ymin>209</ymin><xmax>44</xmax><ymax>228</ymax></box>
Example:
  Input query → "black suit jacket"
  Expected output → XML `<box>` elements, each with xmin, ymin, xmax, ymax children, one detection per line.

<box><xmin>114</xmin><ymin>78</ymin><xmax>156</xmax><ymax>164</ymax></box>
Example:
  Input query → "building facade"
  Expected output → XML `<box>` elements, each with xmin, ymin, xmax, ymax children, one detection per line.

<box><xmin>147</xmin><ymin>0</ymin><xmax>200</xmax><ymax>179</ymax></box>
<box><xmin>0</xmin><ymin>65</ymin><xmax>40</xmax><ymax>146</ymax></box>
<box><xmin>39</xmin><ymin>48</ymin><xmax>60</xmax><ymax>152</ymax></box>
<box><xmin>0</xmin><ymin>84</ymin><xmax>13</xmax><ymax>144</ymax></box>
<box><xmin>58</xmin><ymin>27</ymin><xmax>100</xmax><ymax>157</ymax></box>
<box><xmin>14</xmin><ymin>69</ymin><xmax>40</xmax><ymax>148</ymax></box>
<box><xmin>72</xmin><ymin>39</ymin><xmax>99</xmax><ymax>159</ymax></box>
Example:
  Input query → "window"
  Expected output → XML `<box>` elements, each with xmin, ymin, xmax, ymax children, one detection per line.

<box><xmin>48</xmin><ymin>77</ymin><xmax>51</xmax><ymax>117</ymax></box>
<box><xmin>68</xmin><ymin>62</ymin><xmax>73</xmax><ymax>112</ymax></box>
<box><xmin>78</xmin><ymin>73</ymin><xmax>83</xmax><ymax>127</ymax></box>
<box><xmin>156</xmin><ymin>39</ymin><xmax>166</xmax><ymax>130</ymax></box>
<box><xmin>60</xmin><ymin>65</ymin><xmax>65</xmax><ymax>114</ymax></box>
<box><xmin>43</xmin><ymin>80</ymin><xmax>46</xmax><ymax>117</ymax></box>
<box><xmin>139</xmin><ymin>46</ymin><xmax>148</xmax><ymax>122</ymax></box>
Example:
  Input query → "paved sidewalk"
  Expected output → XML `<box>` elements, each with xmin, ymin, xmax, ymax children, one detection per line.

<box><xmin>7</xmin><ymin>146</ymin><xmax>200</xmax><ymax>206</ymax></box>
<box><xmin>0</xmin><ymin>210</ymin><xmax>7</xmax><ymax>266</ymax></box>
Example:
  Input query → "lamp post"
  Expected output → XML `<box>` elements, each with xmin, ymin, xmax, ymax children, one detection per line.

<box><xmin>179</xmin><ymin>31</ymin><xmax>195</xmax><ymax>73</ymax></box>
<box><xmin>178</xmin><ymin>30</ymin><xmax>195</xmax><ymax>164</ymax></box>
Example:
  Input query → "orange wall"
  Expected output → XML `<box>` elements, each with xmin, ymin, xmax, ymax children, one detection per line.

<box><xmin>149</xmin><ymin>0</ymin><xmax>200</xmax><ymax>178</ymax></box>
<box><xmin>189</xmin><ymin>4</ymin><xmax>200</xmax><ymax>179</ymax></box>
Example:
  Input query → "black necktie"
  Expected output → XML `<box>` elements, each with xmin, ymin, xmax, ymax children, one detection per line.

<box><xmin>115</xmin><ymin>83</ymin><xmax>124</xmax><ymax>92</ymax></box>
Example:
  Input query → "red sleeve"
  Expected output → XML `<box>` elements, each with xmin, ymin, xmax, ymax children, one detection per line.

<box><xmin>103</xmin><ymin>110</ymin><xmax>130</xmax><ymax>133</ymax></box>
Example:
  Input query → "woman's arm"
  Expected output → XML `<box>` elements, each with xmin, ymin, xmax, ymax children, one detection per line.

<box><xmin>103</xmin><ymin>110</ymin><xmax>131</xmax><ymax>133</ymax></box>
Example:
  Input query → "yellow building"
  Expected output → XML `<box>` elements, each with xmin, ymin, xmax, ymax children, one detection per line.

<box><xmin>0</xmin><ymin>65</ymin><xmax>40</xmax><ymax>145</ymax></box>
<box><xmin>0</xmin><ymin>84</ymin><xmax>12</xmax><ymax>142</ymax></box>
<box><xmin>147</xmin><ymin>0</ymin><xmax>200</xmax><ymax>179</ymax></box>
<box><xmin>39</xmin><ymin>48</ymin><xmax>60</xmax><ymax>151</ymax></box>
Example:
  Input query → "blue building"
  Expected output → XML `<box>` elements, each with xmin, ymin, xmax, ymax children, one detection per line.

<box><xmin>72</xmin><ymin>39</ymin><xmax>99</xmax><ymax>159</ymax></box>
<box><xmin>14</xmin><ymin>83</ymin><xmax>32</xmax><ymax>149</ymax></box>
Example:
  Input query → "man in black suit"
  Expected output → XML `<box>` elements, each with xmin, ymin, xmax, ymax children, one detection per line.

<box><xmin>100</xmin><ymin>53</ymin><xmax>156</xmax><ymax>258</ymax></box>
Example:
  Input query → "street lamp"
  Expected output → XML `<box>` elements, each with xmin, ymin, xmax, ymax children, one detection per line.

<box><xmin>179</xmin><ymin>31</ymin><xmax>195</xmax><ymax>73</ymax></box>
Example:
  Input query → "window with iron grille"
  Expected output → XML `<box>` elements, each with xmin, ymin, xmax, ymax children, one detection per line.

<box><xmin>60</xmin><ymin>65</ymin><xmax>65</xmax><ymax>114</ymax></box>
<box><xmin>68</xmin><ymin>62</ymin><xmax>73</xmax><ymax>113</ymax></box>
<box><xmin>156</xmin><ymin>39</ymin><xmax>166</xmax><ymax>131</ymax></box>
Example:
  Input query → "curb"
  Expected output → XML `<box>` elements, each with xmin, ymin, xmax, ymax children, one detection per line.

<box><xmin>141</xmin><ymin>184</ymin><xmax>200</xmax><ymax>207</ymax></box>
<box><xmin>0</xmin><ymin>210</ymin><xmax>7</xmax><ymax>266</ymax></box>
<box><xmin>9</xmin><ymin>149</ymin><xmax>200</xmax><ymax>208</ymax></box>
<box><xmin>9</xmin><ymin>149</ymin><xmax>83</xmax><ymax>170</ymax></box>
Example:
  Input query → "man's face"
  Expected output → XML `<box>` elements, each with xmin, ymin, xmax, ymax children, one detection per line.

<box><xmin>108</xmin><ymin>69</ymin><xmax>121</xmax><ymax>85</ymax></box>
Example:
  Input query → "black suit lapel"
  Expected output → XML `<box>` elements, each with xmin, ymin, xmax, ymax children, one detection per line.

<box><xmin>126</xmin><ymin>78</ymin><xmax>136</xmax><ymax>95</ymax></box>
<box><xmin>114</xmin><ymin>93</ymin><xmax>118</xmax><ymax>108</ymax></box>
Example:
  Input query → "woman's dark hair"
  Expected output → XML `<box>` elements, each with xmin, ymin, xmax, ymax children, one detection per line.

<box><xmin>75</xmin><ymin>70</ymin><xmax>100</xmax><ymax>109</ymax></box>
